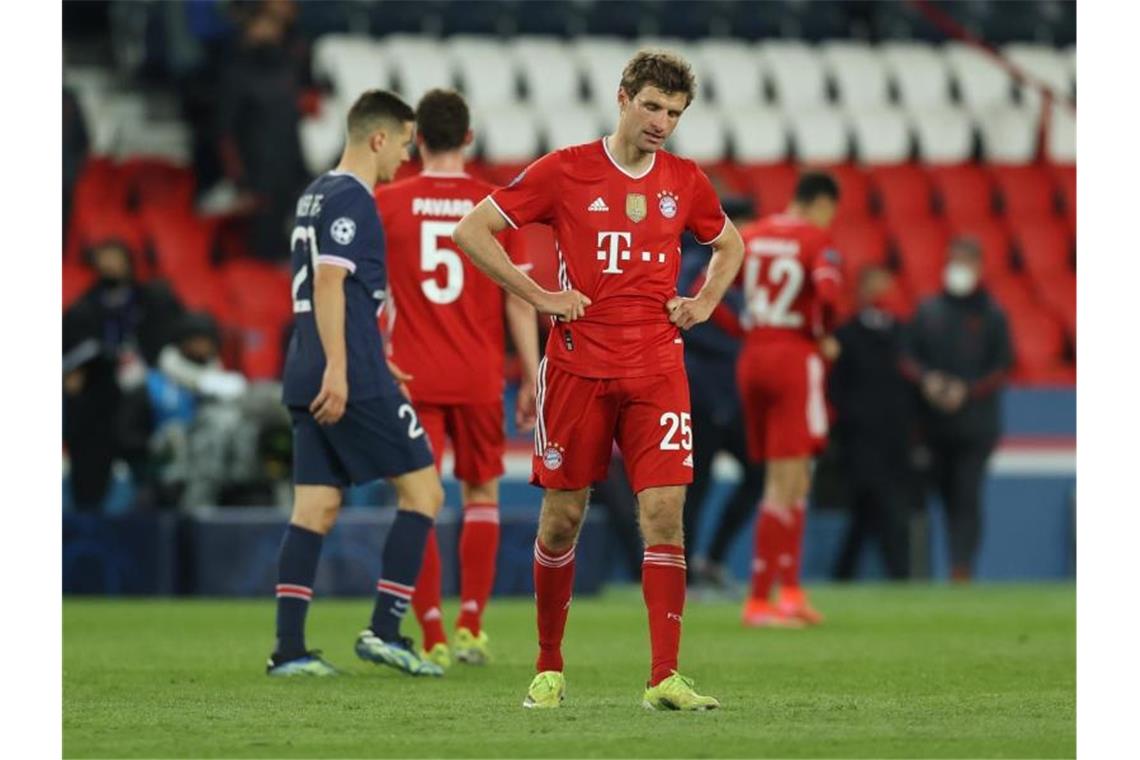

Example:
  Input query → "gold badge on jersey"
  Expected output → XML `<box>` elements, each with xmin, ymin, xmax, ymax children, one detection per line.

<box><xmin>625</xmin><ymin>193</ymin><xmax>647</xmax><ymax>223</ymax></box>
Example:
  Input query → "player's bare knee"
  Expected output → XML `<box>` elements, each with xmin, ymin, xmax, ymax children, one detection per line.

<box><xmin>638</xmin><ymin>500</ymin><xmax>683</xmax><ymax>545</ymax></box>
<box><xmin>291</xmin><ymin>494</ymin><xmax>341</xmax><ymax>534</ymax></box>
<box><xmin>538</xmin><ymin>492</ymin><xmax>587</xmax><ymax>550</ymax></box>
<box><xmin>462</xmin><ymin>478</ymin><xmax>499</xmax><ymax>506</ymax></box>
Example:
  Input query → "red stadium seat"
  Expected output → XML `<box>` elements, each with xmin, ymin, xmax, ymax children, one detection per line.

<box><xmin>1037</xmin><ymin>269</ymin><xmax>1076</xmax><ymax>341</ymax></box>
<box><xmin>741</xmin><ymin>163</ymin><xmax>798</xmax><ymax>218</ymax></box>
<box><xmin>928</xmin><ymin>164</ymin><xmax>996</xmax><ymax>226</ymax></box>
<box><xmin>870</xmin><ymin>164</ymin><xmax>934</xmax><ymax>224</ymax></box>
<box><xmin>62</xmin><ymin>261</ymin><xmax>95</xmax><ymax>310</ymax></box>
<box><xmin>479</xmin><ymin>161</ymin><xmax>530</xmax><ymax>187</ymax></box>
<box><xmin>701</xmin><ymin>161</ymin><xmax>750</xmax><ymax>196</ymax></box>
<box><xmin>1050</xmin><ymin>163</ymin><xmax>1076</xmax><ymax>230</ymax></box>
<box><xmin>822</xmin><ymin>163</ymin><xmax>872</xmax><ymax>221</ymax></box>
<box><xmin>991</xmin><ymin>164</ymin><xmax>1057</xmax><ymax>221</ymax></box>
<box><xmin>1010</xmin><ymin>216</ymin><xmax>1073</xmax><ymax>286</ymax></box>
<box><xmin>949</xmin><ymin>219</ymin><xmax>1015</xmax><ymax>287</ymax></box>
<box><xmin>143</xmin><ymin>208</ymin><xmax>218</xmax><ymax>279</ymax></box>
<box><xmin>219</xmin><ymin>260</ymin><xmax>294</xmax><ymax>380</ymax></box>
<box><xmin>892</xmin><ymin>218</ymin><xmax>950</xmax><ymax>299</ymax></box>
<box><xmin>1005</xmin><ymin>300</ymin><xmax>1069</xmax><ymax>383</ymax></box>
<box><xmin>68</xmin><ymin>209</ymin><xmax>154</xmax><ymax>280</ymax></box>
<box><xmin>120</xmin><ymin>158</ymin><xmax>196</xmax><ymax>213</ymax></box>
<box><xmin>831</xmin><ymin>218</ymin><xmax>888</xmax><ymax>276</ymax></box>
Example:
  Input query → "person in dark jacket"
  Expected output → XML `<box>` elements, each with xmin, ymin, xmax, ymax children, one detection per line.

<box><xmin>63</xmin><ymin>241</ymin><xmax>184</xmax><ymax>510</ymax></box>
<box><xmin>901</xmin><ymin>237</ymin><xmax>1014</xmax><ymax>581</ymax></box>
<box><xmin>829</xmin><ymin>265</ymin><xmax>914</xmax><ymax>580</ymax></box>
<box><xmin>678</xmin><ymin>202</ymin><xmax>767</xmax><ymax>591</ymax></box>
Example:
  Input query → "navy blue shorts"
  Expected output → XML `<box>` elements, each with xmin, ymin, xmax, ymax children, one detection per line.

<box><xmin>290</xmin><ymin>394</ymin><xmax>435</xmax><ymax>487</ymax></box>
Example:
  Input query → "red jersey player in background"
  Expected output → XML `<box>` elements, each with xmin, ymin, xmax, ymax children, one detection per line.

<box><xmin>454</xmin><ymin>51</ymin><xmax>745</xmax><ymax>711</ymax></box>
<box><xmin>375</xmin><ymin>90</ymin><xmax>540</xmax><ymax>668</ymax></box>
<box><xmin>736</xmin><ymin>172</ymin><xmax>842</xmax><ymax>628</ymax></box>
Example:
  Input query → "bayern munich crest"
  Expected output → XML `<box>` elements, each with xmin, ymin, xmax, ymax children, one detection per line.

<box><xmin>542</xmin><ymin>443</ymin><xmax>565</xmax><ymax>471</ymax></box>
<box><xmin>657</xmin><ymin>191</ymin><xmax>679</xmax><ymax>219</ymax></box>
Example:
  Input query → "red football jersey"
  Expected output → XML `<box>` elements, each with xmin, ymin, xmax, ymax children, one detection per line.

<box><xmin>738</xmin><ymin>213</ymin><xmax>842</xmax><ymax>345</ymax></box>
<box><xmin>376</xmin><ymin>171</ymin><xmax>530</xmax><ymax>404</ymax></box>
<box><xmin>488</xmin><ymin>139</ymin><xmax>727</xmax><ymax>379</ymax></box>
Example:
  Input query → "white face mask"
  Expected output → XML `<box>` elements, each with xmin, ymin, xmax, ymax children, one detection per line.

<box><xmin>944</xmin><ymin>262</ymin><xmax>979</xmax><ymax>296</ymax></box>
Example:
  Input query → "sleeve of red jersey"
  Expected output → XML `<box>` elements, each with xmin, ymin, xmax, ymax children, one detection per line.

<box><xmin>811</xmin><ymin>238</ymin><xmax>844</xmax><ymax>306</ymax></box>
<box><xmin>487</xmin><ymin>152</ymin><xmax>559</xmax><ymax>230</ymax></box>
<box><xmin>686</xmin><ymin>166</ymin><xmax>729</xmax><ymax>245</ymax></box>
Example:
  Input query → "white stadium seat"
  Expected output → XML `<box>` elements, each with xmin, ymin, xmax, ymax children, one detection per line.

<box><xmin>977</xmin><ymin>104</ymin><xmax>1039</xmax><ymax>164</ymax></box>
<box><xmin>1064</xmin><ymin>45</ymin><xmax>1076</xmax><ymax>97</ymax></box>
<box><xmin>881</xmin><ymin>42</ymin><xmax>952</xmax><ymax>111</ymax></box>
<box><xmin>300</xmin><ymin>96</ymin><xmax>346</xmax><ymax>176</ymax></box>
<box><xmin>1046</xmin><ymin>102</ymin><xmax>1076</xmax><ymax>165</ymax></box>
<box><xmin>313</xmin><ymin>35</ymin><xmax>390</xmax><ymax>103</ymax></box>
<box><xmin>692</xmin><ymin>39</ymin><xmax>766</xmax><ymax>106</ymax></box>
<box><xmin>537</xmin><ymin>103</ymin><xmax>605</xmax><ymax>151</ymax></box>
<box><xmin>821</xmin><ymin>41</ymin><xmax>890</xmax><ymax>109</ymax></box>
<box><xmin>381</xmin><ymin>35</ymin><xmax>454</xmax><ymax>103</ymax></box>
<box><xmin>573</xmin><ymin>37</ymin><xmax>637</xmax><ymax>106</ymax></box>
<box><xmin>635</xmin><ymin>36</ymin><xmax>698</xmax><ymax>65</ymax></box>
<box><xmin>723</xmin><ymin>106</ymin><xmax>788</xmax><ymax>163</ymax></box>
<box><xmin>759</xmin><ymin>41</ymin><xmax>828</xmax><ymax>109</ymax></box>
<box><xmin>849</xmin><ymin>107</ymin><xmax>911</xmax><ymax>165</ymax></box>
<box><xmin>788</xmin><ymin>107</ymin><xmax>850</xmax><ymax>164</ymax></box>
<box><xmin>511</xmin><ymin>36</ymin><xmax>581</xmax><ymax>106</ymax></box>
<box><xmin>115</xmin><ymin>120</ymin><xmax>192</xmax><ymax>164</ymax></box>
<box><xmin>911</xmin><ymin>106</ymin><xmax>975</xmax><ymax>164</ymax></box>
<box><xmin>447</xmin><ymin>35</ymin><xmax>519</xmax><ymax>109</ymax></box>
<box><xmin>666</xmin><ymin>105</ymin><xmax>727</xmax><ymax>163</ymax></box>
<box><xmin>944</xmin><ymin>42</ymin><xmax>1014</xmax><ymax>113</ymax></box>
<box><xmin>477</xmin><ymin>106</ymin><xmax>542</xmax><ymax>162</ymax></box>
<box><xmin>1004</xmin><ymin>43</ymin><xmax>1073</xmax><ymax>115</ymax></box>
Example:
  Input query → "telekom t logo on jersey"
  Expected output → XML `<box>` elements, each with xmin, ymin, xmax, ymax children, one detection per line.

<box><xmin>596</xmin><ymin>231</ymin><xmax>669</xmax><ymax>274</ymax></box>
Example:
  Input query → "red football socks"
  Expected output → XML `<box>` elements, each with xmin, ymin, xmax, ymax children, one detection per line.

<box><xmin>456</xmin><ymin>502</ymin><xmax>500</xmax><ymax>635</ymax></box>
<box><xmin>750</xmin><ymin>505</ymin><xmax>787</xmax><ymax>601</ymax></box>
<box><xmin>411</xmin><ymin>526</ymin><xmax>447</xmax><ymax>650</ymax></box>
<box><xmin>642</xmin><ymin>544</ymin><xmax>687</xmax><ymax>686</ymax></box>
<box><xmin>533</xmin><ymin>539</ymin><xmax>575</xmax><ymax>672</ymax></box>
<box><xmin>779</xmin><ymin>504</ymin><xmax>806</xmax><ymax>590</ymax></box>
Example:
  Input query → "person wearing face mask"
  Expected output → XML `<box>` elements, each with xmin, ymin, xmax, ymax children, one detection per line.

<box><xmin>829</xmin><ymin>266</ymin><xmax>914</xmax><ymax>580</ymax></box>
<box><xmin>63</xmin><ymin>241</ymin><xmax>185</xmax><ymax>511</ymax></box>
<box><xmin>901</xmin><ymin>237</ymin><xmax>1014</xmax><ymax>581</ymax></box>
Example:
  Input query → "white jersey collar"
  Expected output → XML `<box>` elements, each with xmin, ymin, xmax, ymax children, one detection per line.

<box><xmin>601</xmin><ymin>136</ymin><xmax>656</xmax><ymax>180</ymax></box>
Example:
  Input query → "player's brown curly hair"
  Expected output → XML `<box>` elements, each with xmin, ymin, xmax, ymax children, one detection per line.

<box><xmin>619</xmin><ymin>50</ymin><xmax>696</xmax><ymax>107</ymax></box>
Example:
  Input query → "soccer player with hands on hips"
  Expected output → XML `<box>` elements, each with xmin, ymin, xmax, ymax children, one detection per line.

<box><xmin>736</xmin><ymin>172</ymin><xmax>843</xmax><ymax>629</ymax></box>
<box><xmin>375</xmin><ymin>89</ymin><xmax>540</xmax><ymax>669</ymax></box>
<box><xmin>454</xmin><ymin>50</ymin><xmax>745</xmax><ymax>711</ymax></box>
<box><xmin>267</xmin><ymin>91</ymin><xmax>447</xmax><ymax>678</ymax></box>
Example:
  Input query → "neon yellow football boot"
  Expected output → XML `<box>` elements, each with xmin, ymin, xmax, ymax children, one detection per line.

<box><xmin>422</xmin><ymin>641</ymin><xmax>452</xmax><ymax>670</ymax></box>
<box><xmin>522</xmin><ymin>670</ymin><xmax>566</xmax><ymax>709</ymax></box>
<box><xmin>642</xmin><ymin>672</ymin><xmax>720</xmax><ymax>711</ymax></box>
<box><xmin>454</xmin><ymin>627</ymin><xmax>490</xmax><ymax>665</ymax></box>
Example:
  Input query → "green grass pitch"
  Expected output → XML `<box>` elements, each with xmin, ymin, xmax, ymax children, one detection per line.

<box><xmin>63</xmin><ymin>584</ymin><xmax>1074</xmax><ymax>758</ymax></box>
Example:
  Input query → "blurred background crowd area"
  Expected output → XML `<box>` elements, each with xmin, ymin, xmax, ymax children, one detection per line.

<box><xmin>62</xmin><ymin>0</ymin><xmax>1076</xmax><ymax>517</ymax></box>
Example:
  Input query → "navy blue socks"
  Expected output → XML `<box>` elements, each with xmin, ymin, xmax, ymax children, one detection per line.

<box><xmin>370</xmin><ymin>509</ymin><xmax>433</xmax><ymax>641</ymax></box>
<box><xmin>274</xmin><ymin>524</ymin><xmax>324</xmax><ymax>660</ymax></box>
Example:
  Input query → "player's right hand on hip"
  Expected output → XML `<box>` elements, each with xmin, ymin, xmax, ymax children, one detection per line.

<box><xmin>311</xmin><ymin>367</ymin><xmax>348</xmax><ymax>425</ymax></box>
<box><xmin>539</xmin><ymin>289</ymin><xmax>591</xmax><ymax>322</ymax></box>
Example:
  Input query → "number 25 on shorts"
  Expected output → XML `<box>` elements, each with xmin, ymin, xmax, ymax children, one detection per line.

<box><xmin>659</xmin><ymin>412</ymin><xmax>692</xmax><ymax>451</ymax></box>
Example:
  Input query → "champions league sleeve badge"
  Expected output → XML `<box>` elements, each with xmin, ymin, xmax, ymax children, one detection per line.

<box><xmin>330</xmin><ymin>217</ymin><xmax>356</xmax><ymax>245</ymax></box>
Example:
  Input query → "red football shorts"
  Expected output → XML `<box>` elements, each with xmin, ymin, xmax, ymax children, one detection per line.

<box><xmin>737</xmin><ymin>339</ymin><xmax>829</xmax><ymax>462</ymax></box>
<box><xmin>416</xmin><ymin>400</ymin><xmax>506</xmax><ymax>485</ymax></box>
<box><xmin>531</xmin><ymin>359</ymin><xmax>694</xmax><ymax>493</ymax></box>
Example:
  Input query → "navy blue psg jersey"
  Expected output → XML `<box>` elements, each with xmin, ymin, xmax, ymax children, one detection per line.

<box><xmin>282</xmin><ymin>170</ymin><xmax>394</xmax><ymax>406</ymax></box>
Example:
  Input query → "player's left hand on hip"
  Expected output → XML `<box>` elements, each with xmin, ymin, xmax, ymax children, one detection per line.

<box><xmin>386</xmin><ymin>359</ymin><xmax>414</xmax><ymax>383</ymax></box>
<box><xmin>666</xmin><ymin>296</ymin><xmax>713</xmax><ymax>331</ymax></box>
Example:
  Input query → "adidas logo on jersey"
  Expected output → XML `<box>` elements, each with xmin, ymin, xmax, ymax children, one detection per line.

<box><xmin>682</xmin><ymin>453</ymin><xmax>693</xmax><ymax>468</ymax></box>
<box><xmin>588</xmin><ymin>197</ymin><xmax>609</xmax><ymax>212</ymax></box>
